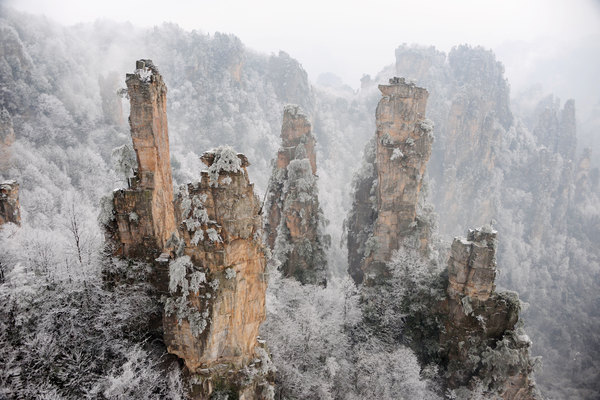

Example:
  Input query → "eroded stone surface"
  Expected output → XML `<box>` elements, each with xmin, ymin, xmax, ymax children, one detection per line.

<box><xmin>441</xmin><ymin>227</ymin><xmax>540</xmax><ymax>399</ymax></box>
<box><xmin>347</xmin><ymin>77</ymin><xmax>433</xmax><ymax>284</ymax></box>
<box><xmin>111</xmin><ymin>60</ymin><xmax>177</xmax><ymax>257</ymax></box>
<box><xmin>447</xmin><ymin>228</ymin><xmax>497</xmax><ymax>300</ymax></box>
<box><xmin>265</xmin><ymin>105</ymin><xmax>327</xmax><ymax>286</ymax></box>
<box><xmin>164</xmin><ymin>147</ymin><xmax>267</xmax><ymax>371</ymax></box>
<box><xmin>104</xmin><ymin>61</ymin><xmax>272</xmax><ymax>398</ymax></box>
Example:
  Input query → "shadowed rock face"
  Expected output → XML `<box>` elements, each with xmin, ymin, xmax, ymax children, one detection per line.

<box><xmin>111</xmin><ymin>60</ymin><xmax>177</xmax><ymax>257</ymax></box>
<box><xmin>265</xmin><ymin>105</ymin><xmax>327</xmax><ymax>286</ymax></box>
<box><xmin>441</xmin><ymin>227</ymin><xmax>540</xmax><ymax>399</ymax></box>
<box><xmin>165</xmin><ymin>147</ymin><xmax>267</xmax><ymax>372</ymax></box>
<box><xmin>347</xmin><ymin>77</ymin><xmax>433</xmax><ymax>284</ymax></box>
<box><xmin>0</xmin><ymin>180</ymin><xmax>20</xmax><ymax>226</ymax></box>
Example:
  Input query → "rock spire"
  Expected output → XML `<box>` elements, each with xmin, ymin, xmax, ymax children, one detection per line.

<box><xmin>347</xmin><ymin>77</ymin><xmax>433</xmax><ymax>284</ymax></box>
<box><xmin>264</xmin><ymin>105</ymin><xmax>328</xmax><ymax>286</ymax></box>
<box><xmin>111</xmin><ymin>60</ymin><xmax>177</xmax><ymax>258</ymax></box>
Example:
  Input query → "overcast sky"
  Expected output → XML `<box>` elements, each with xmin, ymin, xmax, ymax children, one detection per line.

<box><xmin>4</xmin><ymin>0</ymin><xmax>600</xmax><ymax>96</ymax></box>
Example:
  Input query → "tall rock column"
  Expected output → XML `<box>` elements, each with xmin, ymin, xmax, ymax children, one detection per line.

<box><xmin>165</xmin><ymin>146</ymin><xmax>272</xmax><ymax>398</ymax></box>
<box><xmin>111</xmin><ymin>60</ymin><xmax>177</xmax><ymax>257</ymax></box>
<box><xmin>264</xmin><ymin>105</ymin><xmax>328</xmax><ymax>286</ymax></box>
<box><xmin>441</xmin><ymin>227</ymin><xmax>540</xmax><ymax>399</ymax></box>
<box><xmin>347</xmin><ymin>77</ymin><xmax>433</xmax><ymax>284</ymax></box>
<box><xmin>0</xmin><ymin>180</ymin><xmax>20</xmax><ymax>226</ymax></box>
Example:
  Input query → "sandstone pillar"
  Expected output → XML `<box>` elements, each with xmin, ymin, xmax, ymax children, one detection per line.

<box><xmin>164</xmin><ymin>147</ymin><xmax>272</xmax><ymax>398</ymax></box>
<box><xmin>347</xmin><ymin>77</ymin><xmax>433</xmax><ymax>284</ymax></box>
<box><xmin>111</xmin><ymin>60</ymin><xmax>177</xmax><ymax>257</ymax></box>
<box><xmin>441</xmin><ymin>226</ymin><xmax>540</xmax><ymax>399</ymax></box>
<box><xmin>264</xmin><ymin>105</ymin><xmax>327</xmax><ymax>286</ymax></box>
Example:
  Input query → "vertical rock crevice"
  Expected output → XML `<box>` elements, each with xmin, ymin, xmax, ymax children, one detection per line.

<box><xmin>264</xmin><ymin>105</ymin><xmax>328</xmax><ymax>286</ymax></box>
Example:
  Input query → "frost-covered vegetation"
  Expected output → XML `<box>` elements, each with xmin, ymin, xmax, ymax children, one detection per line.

<box><xmin>0</xmin><ymin>5</ymin><xmax>598</xmax><ymax>399</ymax></box>
<box><xmin>261</xmin><ymin>266</ymin><xmax>442</xmax><ymax>400</ymax></box>
<box><xmin>164</xmin><ymin>256</ymin><xmax>210</xmax><ymax>338</ymax></box>
<box><xmin>205</xmin><ymin>145</ymin><xmax>243</xmax><ymax>187</ymax></box>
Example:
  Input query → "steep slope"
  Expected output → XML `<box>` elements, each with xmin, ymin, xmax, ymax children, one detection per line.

<box><xmin>388</xmin><ymin>44</ymin><xmax>600</xmax><ymax>398</ymax></box>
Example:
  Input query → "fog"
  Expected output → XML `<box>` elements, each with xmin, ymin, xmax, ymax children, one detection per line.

<box><xmin>6</xmin><ymin>0</ymin><xmax>600</xmax><ymax>93</ymax></box>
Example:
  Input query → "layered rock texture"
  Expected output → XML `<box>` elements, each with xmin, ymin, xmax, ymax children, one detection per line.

<box><xmin>441</xmin><ymin>227</ymin><xmax>540</xmax><ymax>399</ymax></box>
<box><xmin>347</xmin><ymin>77</ymin><xmax>434</xmax><ymax>284</ymax></box>
<box><xmin>105</xmin><ymin>61</ymin><xmax>272</xmax><ymax>399</ymax></box>
<box><xmin>165</xmin><ymin>147</ymin><xmax>267</xmax><ymax>371</ymax></box>
<box><xmin>265</xmin><ymin>105</ymin><xmax>328</xmax><ymax>285</ymax></box>
<box><xmin>447</xmin><ymin>228</ymin><xmax>497</xmax><ymax>301</ymax></box>
<box><xmin>110</xmin><ymin>60</ymin><xmax>177</xmax><ymax>258</ymax></box>
<box><xmin>0</xmin><ymin>180</ymin><xmax>20</xmax><ymax>226</ymax></box>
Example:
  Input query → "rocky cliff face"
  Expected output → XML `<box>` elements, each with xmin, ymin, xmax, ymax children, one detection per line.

<box><xmin>164</xmin><ymin>147</ymin><xmax>267</xmax><ymax>372</ymax></box>
<box><xmin>395</xmin><ymin>45</ymin><xmax>510</xmax><ymax>235</ymax></box>
<box><xmin>111</xmin><ymin>60</ymin><xmax>177</xmax><ymax>258</ymax></box>
<box><xmin>265</xmin><ymin>105</ymin><xmax>327</xmax><ymax>285</ymax></box>
<box><xmin>441</xmin><ymin>227</ymin><xmax>540</xmax><ymax>399</ymax></box>
<box><xmin>0</xmin><ymin>180</ymin><xmax>20</xmax><ymax>226</ymax></box>
<box><xmin>390</xmin><ymin>46</ymin><xmax>600</xmax><ymax>397</ymax></box>
<box><xmin>347</xmin><ymin>77</ymin><xmax>433</xmax><ymax>284</ymax></box>
<box><xmin>446</xmin><ymin>228</ymin><xmax>497</xmax><ymax>301</ymax></box>
<box><xmin>533</xmin><ymin>98</ymin><xmax>576</xmax><ymax>161</ymax></box>
<box><xmin>268</xmin><ymin>52</ymin><xmax>314</xmax><ymax>116</ymax></box>
<box><xmin>105</xmin><ymin>60</ymin><xmax>272</xmax><ymax>400</ymax></box>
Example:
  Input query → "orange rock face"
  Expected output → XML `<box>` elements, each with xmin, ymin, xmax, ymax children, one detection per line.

<box><xmin>112</xmin><ymin>60</ymin><xmax>177</xmax><ymax>257</ymax></box>
<box><xmin>104</xmin><ymin>61</ymin><xmax>272</xmax><ymax>399</ymax></box>
<box><xmin>348</xmin><ymin>77</ymin><xmax>433</xmax><ymax>284</ymax></box>
<box><xmin>164</xmin><ymin>148</ymin><xmax>267</xmax><ymax>371</ymax></box>
<box><xmin>265</xmin><ymin>105</ymin><xmax>327</xmax><ymax>286</ymax></box>
<box><xmin>372</xmin><ymin>78</ymin><xmax>432</xmax><ymax>259</ymax></box>
<box><xmin>0</xmin><ymin>180</ymin><xmax>20</xmax><ymax>226</ymax></box>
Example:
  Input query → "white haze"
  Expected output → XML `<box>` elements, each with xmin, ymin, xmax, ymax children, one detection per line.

<box><xmin>6</xmin><ymin>0</ymin><xmax>600</xmax><ymax>96</ymax></box>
